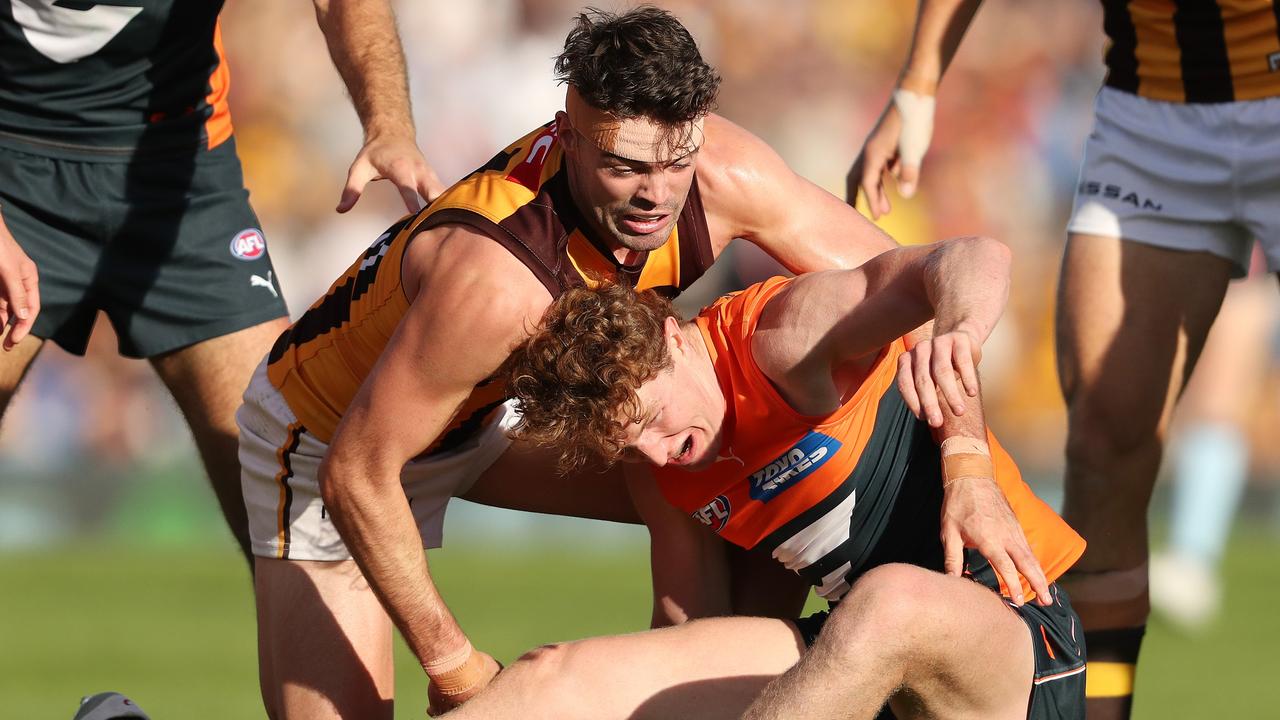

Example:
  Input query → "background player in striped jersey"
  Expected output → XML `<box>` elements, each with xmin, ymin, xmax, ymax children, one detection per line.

<box><xmin>449</xmin><ymin>235</ymin><xmax>1085</xmax><ymax>719</ymax></box>
<box><xmin>239</xmin><ymin>8</ymin><xmax>1049</xmax><ymax>718</ymax></box>
<box><xmin>0</xmin><ymin>0</ymin><xmax>440</xmax><ymax>567</ymax></box>
<box><xmin>848</xmin><ymin>1</ymin><xmax>1280</xmax><ymax>716</ymax></box>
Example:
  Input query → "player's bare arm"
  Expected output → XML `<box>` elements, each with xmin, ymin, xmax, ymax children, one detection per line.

<box><xmin>750</xmin><ymin>237</ymin><xmax>1009</xmax><ymax>412</ymax></box>
<box><xmin>319</xmin><ymin>227</ymin><xmax>550</xmax><ymax>707</ymax></box>
<box><xmin>312</xmin><ymin>0</ymin><xmax>445</xmax><ymax>212</ymax></box>
<box><xmin>850</xmin><ymin>0</ymin><xmax>983</xmax><ymax>216</ymax></box>
<box><xmin>746</xmin><ymin>237</ymin><xmax>1048</xmax><ymax>604</ymax></box>
<box><xmin>624</xmin><ymin>464</ymin><xmax>732</xmax><ymax>627</ymax></box>
<box><xmin>699</xmin><ymin>114</ymin><xmax>899</xmax><ymax>272</ymax></box>
<box><xmin>0</xmin><ymin>211</ymin><xmax>38</xmax><ymax>351</ymax></box>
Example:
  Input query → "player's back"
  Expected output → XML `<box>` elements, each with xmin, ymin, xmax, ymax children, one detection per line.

<box><xmin>0</xmin><ymin>0</ymin><xmax>231</xmax><ymax>153</ymax></box>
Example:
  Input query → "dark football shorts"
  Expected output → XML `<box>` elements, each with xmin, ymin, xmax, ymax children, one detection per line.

<box><xmin>792</xmin><ymin>552</ymin><xmax>1086</xmax><ymax>720</ymax></box>
<box><xmin>0</xmin><ymin>136</ymin><xmax>287</xmax><ymax>357</ymax></box>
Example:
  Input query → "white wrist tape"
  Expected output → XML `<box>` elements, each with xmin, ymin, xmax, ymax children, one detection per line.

<box><xmin>892</xmin><ymin>88</ymin><xmax>937</xmax><ymax>168</ymax></box>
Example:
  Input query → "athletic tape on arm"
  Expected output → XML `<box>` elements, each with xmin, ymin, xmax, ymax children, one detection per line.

<box><xmin>892</xmin><ymin>88</ymin><xmax>937</xmax><ymax>168</ymax></box>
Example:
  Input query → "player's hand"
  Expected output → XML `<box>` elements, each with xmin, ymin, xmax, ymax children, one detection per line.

<box><xmin>896</xmin><ymin>326</ymin><xmax>981</xmax><ymax>428</ymax></box>
<box><xmin>847</xmin><ymin>86</ymin><xmax>935</xmax><ymax>219</ymax></box>
<box><xmin>0</xmin><ymin>217</ymin><xmax>39</xmax><ymax>351</ymax></box>
<box><xmin>426</xmin><ymin>649</ymin><xmax>502</xmax><ymax>716</ymax></box>
<box><xmin>337</xmin><ymin>133</ymin><xmax>445</xmax><ymax>214</ymax></box>
<box><xmin>941</xmin><ymin>474</ymin><xmax>1051</xmax><ymax>607</ymax></box>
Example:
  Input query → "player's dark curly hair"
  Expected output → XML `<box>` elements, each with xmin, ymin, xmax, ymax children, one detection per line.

<box><xmin>554</xmin><ymin>6</ymin><xmax>720</xmax><ymax>125</ymax></box>
<box><xmin>507</xmin><ymin>282</ymin><xmax>677</xmax><ymax>471</ymax></box>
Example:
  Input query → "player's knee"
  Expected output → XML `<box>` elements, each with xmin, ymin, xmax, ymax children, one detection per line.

<box><xmin>825</xmin><ymin>565</ymin><xmax>927</xmax><ymax>657</ymax></box>
<box><xmin>1065</xmin><ymin>395</ymin><xmax>1162</xmax><ymax>463</ymax></box>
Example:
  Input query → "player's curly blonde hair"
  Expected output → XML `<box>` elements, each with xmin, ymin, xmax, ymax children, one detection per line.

<box><xmin>507</xmin><ymin>282</ymin><xmax>678</xmax><ymax>471</ymax></box>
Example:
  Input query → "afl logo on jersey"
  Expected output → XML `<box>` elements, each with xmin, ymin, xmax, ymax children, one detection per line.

<box><xmin>749</xmin><ymin>431</ymin><xmax>843</xmax><ymax>503</ymax></box>
<box><xmin>692</xmin><ymin>495</ymin><xmax>731</xmax><ymax>534</ymax></box>
<box><xmin>230</xmin><ymin>229</ymin><xmax>267</xmax><ymax>261</ymax></box>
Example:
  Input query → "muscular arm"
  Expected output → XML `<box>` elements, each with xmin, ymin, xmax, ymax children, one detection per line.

<box><xmin>751</xmin><ymin>236</ymin><xmax>1011</xmax><ymax>415</ymax></box>
<box><xmin>625</xmin><ymin>465</ymin><xmax>732</xmax><ymax>627</ymax></box>
<box><xmin>312</xmin><ymin>0</ymin><xmax>445</xmax><ymax>211</ymax></box>
<box><xmin>699</xmin><ymin>115</ymin><xmax>899</xmax><ymax>273</ymax></box>
<box><xmin>318</xmin><ymin>229</ymin><xmax>549</xmax><ymax>686</ymax></box>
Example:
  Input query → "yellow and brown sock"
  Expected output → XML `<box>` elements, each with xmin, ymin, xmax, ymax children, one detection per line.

<box><xmin>1085</xmin><ymin>625</ymin><xmax>1146</xmax><ymax>720</ymax></box>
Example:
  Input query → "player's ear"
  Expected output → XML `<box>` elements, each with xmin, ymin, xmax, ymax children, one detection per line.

<box><xmin>555</xmin><ymin>112</ymin><xmax>575</xmax><ymax>150</ymax></box>
<box><xmin>664</xmin><ymin>316</ymin><xmax>684</xmax><ymax>354</ymax></box>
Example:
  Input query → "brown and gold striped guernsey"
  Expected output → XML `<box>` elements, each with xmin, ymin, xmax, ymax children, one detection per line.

<box><xmin>265</xmin><ymin>120</ymin><xmax>715</xmax><ymax>453</ymax></box>
<box><xmin>1102</xmin><ymin>0</ymin><xmax>1280</xmax><ymax>102</ymax></box>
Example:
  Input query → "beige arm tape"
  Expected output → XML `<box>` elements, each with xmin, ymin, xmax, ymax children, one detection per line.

<box><xmin>892</xmin><ymin>88</ymin><xmax>936</xmax><ymax>168</ymax></box>
<box><xmin>940</xmin><ymin>436</ymin><xmax>992</xmax><ymax>488</ymax></box>
<box><xmin>425</xmin><ymin>640</ymin><xmax>487</xmax><ymax>696</ymax></box>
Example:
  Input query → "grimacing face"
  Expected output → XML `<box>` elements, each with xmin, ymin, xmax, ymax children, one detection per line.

<box><xmin>556</xmin><ymin>113</ymin><xmax>699</xmax><ymax>254</ymax></box>
<box><xmin>617</xmin><ymin>322</ymin><xmax>725</xmax><ymax>471</ymax></box>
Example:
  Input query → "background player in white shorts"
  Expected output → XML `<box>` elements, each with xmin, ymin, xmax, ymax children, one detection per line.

<box><xmin>848</xmin><ymin>1</ymin><xmax>1280</xmax><ymax>717</ymax></box>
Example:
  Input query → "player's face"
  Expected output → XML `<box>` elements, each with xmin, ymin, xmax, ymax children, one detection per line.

<box><xmin>619</xmin><ymin>334</ymin><xmax>724</xmax><ymax>471</ymax></box>
<box><xmin>562</xmin><ymin>125</ymin><xmax>698</xmax><ymax>254</ymax></box>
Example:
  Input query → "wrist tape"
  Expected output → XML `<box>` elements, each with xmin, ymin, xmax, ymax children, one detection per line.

<box><xmin>892</xmin><ymin>88</ymin><xmax>937</xmax><ymax>168</ymax></box>
<box><xmin>940</xmin><ymin>436</ymin><xmax>992</xmax><ymax>488</ymax></box>
<box><xmin>425</xmin><ymin>641</ymin><xmax>487</xmax><ymax>697</ymax></box>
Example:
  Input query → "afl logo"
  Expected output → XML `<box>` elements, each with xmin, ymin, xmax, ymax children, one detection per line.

<box><xmin>229</xmin><ymin>228</ymin><xmax>266</xmax><ymax>261</ymax></box>
<box><xmin>692</xmin><ymin>495</ymin><xmax>731</xmax><ymax>534</ymax></box>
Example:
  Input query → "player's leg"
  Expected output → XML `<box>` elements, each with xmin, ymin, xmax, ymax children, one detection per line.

<box><xmin>1151</xmin><ymin>274</ymin><xmax>1271</xmax><ymax>629</ymax></box>
<box><xmin>238</xmin><ymin>366</ymin><xmax>399</xmax><ymax>719</ymax></box>
<box><xmin>0</xmin><ymin>334</ymin><xmax>43</xmax><ymax>418</ymax></box>
<box><xmin>443</xmin><ymin>615</ymin><xmax>804</xmax><ymax>720</ymax></box>
<box><xmin>150</xmin><ymin>317</ymin><xmax>289</xmax><ymax>565</ymax></box>
<box><xmin>255</xmin><ymin>557</ymin><xmax>395</xmax><ymax>720</ymax></box>
<box><xmin>105</xmin><ymin>137</ymin><xmax>288</xmax><ymax>565</ymax></box>
<box><xmin>1056</xmin><ymin>233</ymin><xmax>1231</xmax><ymax>718</ymax></box>
<box><xmin>742</xmin><ymin>563</ymin><xmax>1042</xmax><ymax>720</ymax></box>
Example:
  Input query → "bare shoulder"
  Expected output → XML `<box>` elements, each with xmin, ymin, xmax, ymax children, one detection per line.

<box><xmin>399</xmin><ymin>222</ymin><xmax>555</xmax><ymax>356</ymax></box>
<box><xmin>402</xmin><ymin>222</ymin><xmax>552</xmax><ymax>336</ymax></box>
<box><xmin>750</xmin><ymin>272</ymin><xmax>864</xmax><ymax>414</ymax></box>
<box><xmin>696</xmin><ymin>114</ymin><xmax>791</xmax><ymax>218</ymax></box>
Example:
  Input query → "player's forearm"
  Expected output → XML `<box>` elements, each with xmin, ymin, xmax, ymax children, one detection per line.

<box><xmin>923</xmin><ymin>236</ymin><xmax>1010</xmax><ymax>345</ymax></box>
<box><xmin>312</xmin><ymin>0</ymin><xmax>416</xmax><ymax>141</ymax></box>
<box><xmin>318</xmin><ymin>452</ymin><xmax>469</xmax><ymax>668</ymax></box>
<box><xmin>899</xmin><ymin>0</ymin><xmax>984</xmax><ymax>92</ymax></box>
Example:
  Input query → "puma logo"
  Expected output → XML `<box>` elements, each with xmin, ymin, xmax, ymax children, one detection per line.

<box><xmin>251</xmin><ymin>271</ymin><xmax>278</xmax><ymax>298</ymax></box>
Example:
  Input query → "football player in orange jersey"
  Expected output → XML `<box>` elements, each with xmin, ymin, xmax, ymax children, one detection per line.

<box><xmin>451</xmin><ymin>236</ymin><xmax>1085</xmax><ymax>719</ymax></box>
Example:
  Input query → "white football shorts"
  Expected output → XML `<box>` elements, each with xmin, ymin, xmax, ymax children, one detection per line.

<box><xmin>237</xmin><ymin>359</ymin><xmax>518</xmax><ymax>561</ymax></box>
<box><xmin>1068</xmin><ymin>86</ymin><xmax>1280</xmax><ymax>278</ymax></box>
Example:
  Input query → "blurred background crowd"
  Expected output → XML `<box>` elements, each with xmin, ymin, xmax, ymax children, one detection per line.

<box><xmin>5</xmin><ymin>0</ymin><xmax>1279</xmax><ymax>543</ymax></box>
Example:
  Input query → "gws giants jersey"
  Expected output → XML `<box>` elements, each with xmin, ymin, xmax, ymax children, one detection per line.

<box><xmin>0</xmin><ymin>0</ymin><xmax>232</xmax><ymax>154</ymax></box>
<box><xmin>655</xmin><ymin>277</ymin><xmax>1085</xmax><ymax>603</ymax></box>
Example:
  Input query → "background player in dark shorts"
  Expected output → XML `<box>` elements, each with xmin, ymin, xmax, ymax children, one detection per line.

<box><xmin>0</xmin><ymin>0</ymin><xmax>442</xmax><ymax>564</ymax></box>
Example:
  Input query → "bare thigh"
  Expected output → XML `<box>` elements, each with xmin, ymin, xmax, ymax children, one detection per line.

<box><xmin>447</xmin><ymin>615</ymin><xmax>806</xmax><ymax>720</ymax></box>
<box><xmin>255</xmin><ymin>557</ymin><xmax>395</xmax><ymax>720</ymax></box>
<box><xmin>1056</xmin><ymin>234</ymin><xmax>1231</xmax><ymax>569</ymax></box>
<box><xmin>0</xmin><ymin>334</ymin><xmax>42</xmax><ymax>418</ymax></box>
<box><xmin>150</xmin><ymin>318</ymin><xmax>289</xmax><ymax>561</ymax></box>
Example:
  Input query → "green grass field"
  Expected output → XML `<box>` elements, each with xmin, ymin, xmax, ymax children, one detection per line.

<box><xmin>2</xmin><ymin>526</ymin><xmax>1277</xmax><ymax>719</ymax></box>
